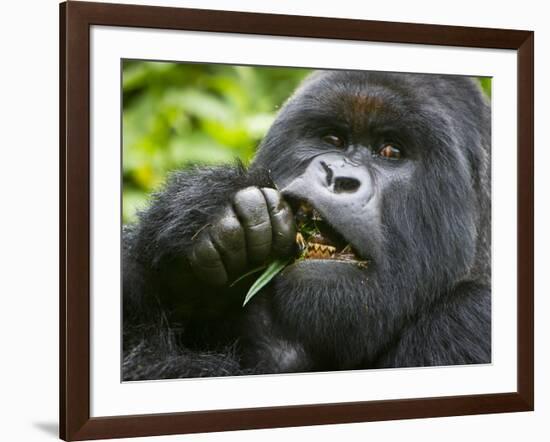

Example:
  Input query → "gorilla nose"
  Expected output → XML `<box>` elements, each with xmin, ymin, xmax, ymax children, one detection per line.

<box><xmin>319</xmin><ymin>157</ymin><xmax>366</xmax><ymax>195</ymax></box>
<box><xmin>282</xmin><ymin>153</ymin><xmax>373</xmax><ymax>206</ymax></box>
<box><xmin>320</xmin><ymin>160</ymin><xmax>362</xmax><ymax>193</ymax></box>
<box><xmin>334</xmin><ymin>177</ymin><xmax>361</xmax><ymax>193</ymax></box>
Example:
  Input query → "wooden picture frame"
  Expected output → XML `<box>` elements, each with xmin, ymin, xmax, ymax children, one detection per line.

<box><xmin>60</xmin><ymin>1</ymin><xmax>534</xmax><ymax>440</ymax></box>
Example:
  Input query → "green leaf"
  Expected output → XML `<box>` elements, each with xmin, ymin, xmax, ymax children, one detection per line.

<box><xmin>242</xmin><ymin>258</ymin><xmax>290</xmax><ymax>306</ymax></box>
<box><xmin>229</xmin><ymin>264</ymin><xmax>267</xmax><ymax>287</ymax></box>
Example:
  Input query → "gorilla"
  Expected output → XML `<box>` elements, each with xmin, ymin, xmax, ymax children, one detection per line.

<box><xmin>122</xmin><ymin>70</ymin><xmax>491</xmax><ymax>380</ymax></box>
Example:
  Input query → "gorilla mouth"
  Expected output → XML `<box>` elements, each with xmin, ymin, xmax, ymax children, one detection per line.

<box><xmin>293</xmin><ymin>201</ymin><xmax>369</xmax><ymax>267</ymax></box>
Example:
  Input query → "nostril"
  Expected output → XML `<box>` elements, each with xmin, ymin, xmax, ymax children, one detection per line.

<box><xmin>320</xmin><ymin>161</ymin><xmax>333</xmax><ymax>186</ymax></box>
<box><xmin>333</xmin><ymin>177</ymin><xmax>361</xmax><ymax>193</ymax></box>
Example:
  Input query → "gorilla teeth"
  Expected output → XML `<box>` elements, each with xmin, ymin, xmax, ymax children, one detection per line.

<box><xmin>296</xmin><ymin>232</ymin><xmax>307</xmax><ymax>251</ymax></box>
<box><xmin>295</xmin><ymin>232</ymin><xmax>368</xmax><ymax>265</ymax></box>
<box><xmin>305</xmin><ymin>243</ymin><xmax>336</xmax><ymax>259</ymax></box>
<box><xmin>296</xmin><ymin>233</ymin><xmax>337</xmax><ymax>258</ymax></box>
<box><xmin>294</xmin><ymin>201</ymin><xmax>367</xmax><ymax>263</ymax></box>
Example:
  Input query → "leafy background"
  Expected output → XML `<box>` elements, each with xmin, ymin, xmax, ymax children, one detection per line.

<box><xmin>122</xmin><ymin>61</ymin><xmax>491</xmax><ymax>223</ymax></box>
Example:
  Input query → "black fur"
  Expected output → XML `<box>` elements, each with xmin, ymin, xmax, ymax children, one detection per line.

<box><xmin>122</xmin><ymin>70</ymin><xmax>491</xmax><ymax>380</ymax></box>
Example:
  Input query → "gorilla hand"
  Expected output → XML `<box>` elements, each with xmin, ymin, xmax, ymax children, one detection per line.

<box><xmin>189</xmin><ymin>187</ymin><xmax>296</xmax><ymax>286</ymax></box>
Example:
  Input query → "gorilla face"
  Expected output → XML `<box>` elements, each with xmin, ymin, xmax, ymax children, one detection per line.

<box><xmin>249</xmin><ymin>71</ymin><xmax>490</xmax><ymax>364</ymax></box>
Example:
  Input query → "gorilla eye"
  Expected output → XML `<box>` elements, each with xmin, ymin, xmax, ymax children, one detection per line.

<box><xmin>378</xmin><ymin>144</ymin><xmax>402</xmax><ymax>160</ymax></box>
<box><xmin>322</xmin><ymin>134</ymin><xmax>345</xmax><ymax>148</ymax></box>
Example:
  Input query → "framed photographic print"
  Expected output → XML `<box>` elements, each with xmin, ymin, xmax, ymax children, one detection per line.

<box><xmin>60</xmin><ymin>1</ymin><xmax>534</xmax><ymax>440</ymax></box>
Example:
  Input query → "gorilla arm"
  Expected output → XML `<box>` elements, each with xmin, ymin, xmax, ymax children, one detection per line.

<box><xmin>122</xmin><ymin>164</ymin><xmax>296</xmax><ymax>379</ymax></box>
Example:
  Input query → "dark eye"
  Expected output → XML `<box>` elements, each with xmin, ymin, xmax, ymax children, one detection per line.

<box><xmin>322</xmin><ymin>134</ymin><xmax>345</xmax><ymax>148</ymax></box>
<box><xmin>378</xmin><ymin>144</ymin><xmax>402</xmax><ymax>160</ymax></box>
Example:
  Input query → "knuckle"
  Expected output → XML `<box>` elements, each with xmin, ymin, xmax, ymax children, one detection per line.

<box><xmin>261</xmin><ymin>188</ymin><xmax>284</xmax><ymax>212</ymax></box>
<box><xmin>220</xmin><ymin>215</ymin><xmax>242</xmax><ymax>235</ymax></box>
<box><xmin>192</xmin><ymin>237</ymin><xmax>220</xmax><ymax>267</ymax></box>
<box><xmin>261</xmin><ymin>187</ymin><xmax>293</xmax><ymax>224</ymax></box>
<box><xmin>260</xmin><ymin>187</ymin><xmax>280</xmax><ymax>203</ymax></box>
<box><xmin>211</xmin><ymin>208</ymin><xmax>245</xmax><ymax>250</ymax></box>
<box><xmin>234</xmin><ymin>187</ymin><xmax>267</xmax><ymax>217</ymax></box>
<box><xmin>234</xmin><ymin>186</ymin><xmax>263</xmax><ymax>204</ymax></box>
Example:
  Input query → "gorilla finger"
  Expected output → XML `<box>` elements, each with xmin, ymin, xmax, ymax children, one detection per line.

<box><xmin>189</xmin><ymin>235</ymin><xmax>228</xmax><ymax>286</ymax></box>
<box><xmin>261</xmin><ymin>187</ymin><xmax>296</xmax><ymax>256</ymax></box>
<box><xmin>209</xmin><ymin>207</ymin><xmax>247</xmax><ymax>276</ymax></box>
<box><xmin>233</xmin><ymin>187</ymin><xmax>272</xmax><ymax>264</ymax></box>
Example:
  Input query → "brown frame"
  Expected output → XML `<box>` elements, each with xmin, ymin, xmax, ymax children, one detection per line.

<box><xmin>59</xmin><ymin>1</ymin><xmax>534</xmax><ymax>440</ymax></box>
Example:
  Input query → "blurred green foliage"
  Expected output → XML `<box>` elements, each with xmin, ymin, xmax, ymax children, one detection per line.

<box><xmin>479</xmin><ymin>77</ymin><xmax>492</xmax><ymax>98</ymax></box>
<box><xmin>122</xmin><ymin>61</ymin><xmax>311</xmax><ymax>223</ymax></box>
<box><xmin>122</xmin><ymin>61</ymin><xmax>491</xmax><ymax>223</ymax></box>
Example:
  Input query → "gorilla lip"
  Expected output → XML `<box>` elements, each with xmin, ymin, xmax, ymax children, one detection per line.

<box><xmin>294</xmin><ymin>201</ymin><xmax>368</xmax><ymax>267</ymax></box>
